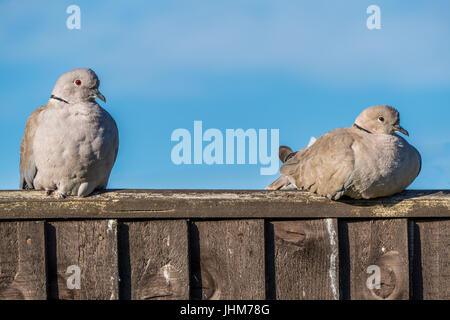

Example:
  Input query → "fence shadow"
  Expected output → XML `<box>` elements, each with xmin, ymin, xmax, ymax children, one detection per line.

<box><xmin>117</xmin><ymin>222</ymin><xmax>131</xmax><ymax>299</ymax></box>
<box><xmin>338</xmin><ymin>220</ymin><xmax>350</xmax><ymax>300</ymax></box>
<box><xmin>188</xmin><ymin>222</ymin><xmax>203</xmax><ymax>300</ymax></box>
<box><xmin>264</xmin><ymin>222</ymin><xmax>276</xmax><ymax>299</ymax></box>
<box><xmin>410</xmin><ymin>220</ymin><xmax>423</xmax><ymax>300</ymax></box>
<box><xmin>339</xmin><ymin>190</ymin><xmax>449</xmax><ymax>208</ymax></box>
<box><xmin>44</xmin><ymin>222</ymin><xmax>59</xmax><ymax>299</ymax></box>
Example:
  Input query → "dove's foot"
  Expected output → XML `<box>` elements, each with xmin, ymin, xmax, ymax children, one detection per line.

<box><xmin>54</xmin><ymin>190</ymin><xmax>66</xmax><ymax>199</ymax></box>
<box><xmin>45</xmin><ymin>188</ymin><xmax>66</xmax><ymax>199</ymax></box>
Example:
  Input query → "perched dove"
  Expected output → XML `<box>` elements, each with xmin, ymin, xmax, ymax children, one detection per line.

<box><xmin>267</xmin><ymin>105</ymin><xmax>421</xmax><ymax>200</ymax></box>
<box><xmin>20</xmin><ymin>68</ymin><xmax>119</xmax><ymax>198</ymax></box>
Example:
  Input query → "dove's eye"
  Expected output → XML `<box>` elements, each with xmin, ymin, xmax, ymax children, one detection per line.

<box><xmin>75</xmin><ymin>80</ymin><xmax>82</xmax><ymax>86</ymax></box>
<box><xmin>378</xmin><ymin>116</ymin><xmax>385</xmax><ymax>122</ymax></box>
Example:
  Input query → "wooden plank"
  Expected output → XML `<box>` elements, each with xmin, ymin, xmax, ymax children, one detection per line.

<box><xmin>46</xmin><ymin>220</ymin><xmax>118</xmax><ymax>300</ymax></box>
<box><xmin>0</xmin><ymin>190</ymin><xmax>448</xmax><ymax>219</ymax></box>
<box><xmin>411</xmin><ymin>219</ymin><xmax>450</xmax><ymax>299</ymax></box>
<box><xmin>343</xmin><ymin>219</ymin><xmax>409</xmax><ymax>300</ymax></box>
<box><xmin>190</xmin><ymin>220</ymin><xmax>265</xmax><ymax>299</ymax></box>
<box><xmin>0</xmin><ymin>221</ymin><xmax>46</xmax><ymax>299</ymax></box>
<box><xmin>118</xmin><ymin>220</ymin><xmax>189</xmax><ymax>300</ymax></box>
<box><xmin>269</xmin><ymin>219</ymin><xmax>339</xmax><ymax>300</ymax></box>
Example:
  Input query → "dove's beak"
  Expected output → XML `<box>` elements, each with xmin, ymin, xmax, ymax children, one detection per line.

<box><xmin>393</xmin><ymin>124</ymin><xmax>409</xmax><ymax>136</ymax></box>
<box><xmin>93</xmin><ymin>89</ymin><xmax>106</xmax><ymax>103</ymax></box>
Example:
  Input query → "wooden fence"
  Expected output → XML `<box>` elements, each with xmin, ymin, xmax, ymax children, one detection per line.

<box><xmin>0</xmin><ymin>189</ymin><xmax>448</xmax><ymax>300</ymax></box>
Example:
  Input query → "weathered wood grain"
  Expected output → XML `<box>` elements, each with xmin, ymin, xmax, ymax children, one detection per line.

<box><xmin>0</xmin><ymin>221</ymin><xmax>46</xmax><ymax>299</ymax></box>
<box><xmin>190</xmin><ymin>220</ymin><xmax>265</xmax><ymax>299</ymax></box>
<box><xmin>269</xmin><ymin>219</ymin><xmax>339</xmax><ymax>300</ymax></box>
<box><xmin>46</xmin><ymin>220</ymin><xmax>118</xmax><ymax>300</ymax></box>
<box><xmin>0</xmin><ymin>190</ymin><xmax>448</xmax><ymax>219</ymax></box>
<box><xmin>411</xmin><ymin>219</ymin><xmax>450</xmax><ymax>300</ymax></box>
<box><xmin>119</xmin><ymin>220</ymin><xmax>189</xmax><ymax>300</ymax></box>
<box><xmin>343</xmin><ymin>219</ymin><xmax>410</xmax><ymax>300</ymax></box>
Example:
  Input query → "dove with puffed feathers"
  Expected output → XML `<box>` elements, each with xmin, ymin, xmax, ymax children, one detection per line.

<box><xmin>20</xmin><ymin>68</ymin><xmax>119</xmax><ymax>198</ymax></box>
<box><xmin>267</xmin><ymin>105</ymin><xmax>421</xmax><ymax>200</ymax></box>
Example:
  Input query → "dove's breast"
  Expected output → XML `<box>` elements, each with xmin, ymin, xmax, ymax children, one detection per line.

<box><xmin>32</xmin><ymin>102</ymin><xmax>118</xmax><ymax>195</ymax></box>
<box><xmin>349</xmin><ymin>134</ymin><xmax>421</xmax><ymax>199</ymax></box>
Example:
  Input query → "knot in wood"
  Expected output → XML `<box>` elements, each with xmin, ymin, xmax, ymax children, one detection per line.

<box><xmin>368</xmin><ymin>250</ymin><xmax>406</xmax><ymax>300</ymax></box>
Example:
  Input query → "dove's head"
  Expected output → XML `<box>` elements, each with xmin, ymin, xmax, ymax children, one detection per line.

<box><xmin>354</xmin><ymin>105</ymin><xmax>409</xmax><ymax>136</ymax></box>
<box><xmin>50</xmin><ymin>68</ymin><xmax>106</xmax><ymax>104</ymax></box>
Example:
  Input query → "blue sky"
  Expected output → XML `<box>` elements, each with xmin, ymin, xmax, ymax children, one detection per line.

<box><xmin>0</xmin><ymin>0</ymin><xmax>449</xmax><ymax>190</ymax></box>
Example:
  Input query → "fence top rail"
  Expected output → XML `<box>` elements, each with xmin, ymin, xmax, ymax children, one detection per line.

<box><xmin>0</xmin><ymin>189</ymin><xmax>448</xmax><ymax>219</ymax></box>
<box><xmin>0</xmin><ymin>189</ymin><xmax>450</xmax><ymax>220</ymax></box>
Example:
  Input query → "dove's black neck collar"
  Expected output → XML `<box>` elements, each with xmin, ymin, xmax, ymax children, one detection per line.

<box><xmin>353</xmin><ymin>123</ymin><xmax>372</xmax><ymax>134</ymax></box>
<box><xmin>50</xmin><ymin>95</ymin><xmax>69</xmax><ymax>104</ymax></box>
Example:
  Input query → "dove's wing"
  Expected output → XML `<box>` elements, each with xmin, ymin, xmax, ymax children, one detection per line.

<box><xmin>112</xmin><ymin>117</ymin><xmax>119</xmax><ymax>163</ymax></box>
<box><xmin>20</xmin><ymin>106</ymin><xmax>45</xmax><ymax>189</ymax></box>
<box><xmin>280</xmin><ymin>128</ymin><xmax>357</xmax><ymax>200</ymax></box>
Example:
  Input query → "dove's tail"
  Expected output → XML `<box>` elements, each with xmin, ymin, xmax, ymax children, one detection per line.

<box><xmin>266</xmin><ymin>175</ymin><xmax>291</xmax><ymax>190</ymax></box>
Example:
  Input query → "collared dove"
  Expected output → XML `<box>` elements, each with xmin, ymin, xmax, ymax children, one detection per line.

<box><xmin>267</xmin><ymin>105</ymin><xmax>421</xmax><ymax>200</ymax></box>
<box><xmin>20</xmin><ymin>68</ymin><xmax>119</xmax><ymax>198</ymax></box>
